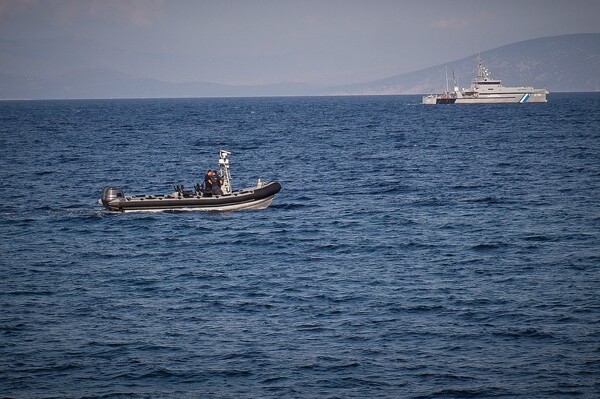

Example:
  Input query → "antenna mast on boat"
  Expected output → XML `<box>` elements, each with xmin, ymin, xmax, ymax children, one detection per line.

<box><xmin>218</xmin><ymin>149</ymin><xmax>232</xmax><ymax>194</ymax></box>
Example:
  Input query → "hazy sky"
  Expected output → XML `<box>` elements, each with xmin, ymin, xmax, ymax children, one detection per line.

<box><xmin>1</xmin><ymin>0</ymin><xmax>599</xmax><ymax>85</ymax></box>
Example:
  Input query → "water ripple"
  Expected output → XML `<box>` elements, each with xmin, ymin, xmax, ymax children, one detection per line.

<box><xmin>1</xmin><ymin>95</ymin><xmax>599</xmax><ymax>398</ymax></box>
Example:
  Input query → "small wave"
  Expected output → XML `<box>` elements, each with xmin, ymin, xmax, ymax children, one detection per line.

<box><xmin>471</xmin><ymin>242</ymin><xmax>510</xmax><ymax>251</ymax></box>
<box><xmin>28</xmin><ymin>362</ymin><xmax>83</xmax><ymax>374</ymax></box>
<box><xmin>451</xmin><ymin>183</ymin><xmax>486</xmax><ymax>190</ymax></box>
<box><xmin>3</xmin><ymin>289</ymin><xmax>55</xmax><ymax>296</ymax></box>
<box><xmin>204</xmin><ymin>368</ymin><xmax>253</xmax><ymax>378</ymax></box>
<box><xmin>420</xmin><ymin>387</ymin><xmax>491</xmax><ymax>398</ymax></box>
<box><xmin>325</xmin><ymin>362</ymin><xmax>361</xmax><ymax>371</ymax></box>
<box><xmin>261</xmin><ymin>376</ymin><xmax>290</xmax><ymax>385</ymax></box>
<box><xmin>388</xmin><ymin>304</ymin><xmax>447</xmax><ymax>314</ymax></box>
<box><xmin>411</xmin><ymin>197</ymin><xmax>446</xmax><ymax>207</ymax></box>
<box><xmin>291</xmin><ymin>195</ymin><xmax>315</xmax><ymax>202</ymax></box>
<box><xmin>35</xmin><ymin>170</ymin><xmax>55</xmax><ymax>176</ymax></box>
<box><xmin>138</xmin><ymin>367</ymin><xmax>188</xmax><ymax>380</ymax></box>
<box><xmin>0</xmin><ymin>322</ymin><xmax>27</xmax><ymax>335</ymax></box>
<box><xmin>271</xmin><ymin>202</ymin><xmax>308</xmax><ymax>210</ymax></box>
<box><xmin>298</xmin><ymin>360</ymin><xmax>360</xmax><ymax>372</ymax></box>
<box><xmin>379</xmin><ymin>186</ymin><xmax>408</xmax><ymax>194</ymax></box>
<box><xmin>523</xmin><ymin>234</ymin><xmax>552</xmax><ymax>242</ymax></box>
<box><xmin>493</xmin><ymin>327</ymin><xmax>555</xmax><ymax>339</ymax></box>
<box><xmin>463</xmin><ymin>196</ymin><xmax>504</xmax><ymax>204</ymax></box>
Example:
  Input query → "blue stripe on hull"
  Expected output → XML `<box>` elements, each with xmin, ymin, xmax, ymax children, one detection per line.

<box><xmin>519</xmin><ymin>93</ymin><xmax>531</xmax><ymax>103</ymax></box>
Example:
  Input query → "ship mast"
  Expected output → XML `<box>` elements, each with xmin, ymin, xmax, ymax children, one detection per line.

<box><xmin>445</xmin><ymin>67</ymin><xmax>449</xmax><ymax>93</ymax></box>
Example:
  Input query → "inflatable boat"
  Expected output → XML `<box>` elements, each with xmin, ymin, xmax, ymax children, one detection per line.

<box><xmin>99</xmin><ymin>150</ymin><xmax>281</xmax><ymax>212</ymax></box>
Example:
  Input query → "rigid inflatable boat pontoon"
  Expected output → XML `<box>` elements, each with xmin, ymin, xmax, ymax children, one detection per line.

<box><xmin>99</xmin><ymin>150</ymin><xmax>281</xmax><ymax>212</ymax></box>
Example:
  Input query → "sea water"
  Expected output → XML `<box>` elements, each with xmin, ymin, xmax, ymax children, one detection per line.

<box><xmin>1</xmin><ymin>94</ymin><xmax>599</xmax><ymax>398</ymax></box>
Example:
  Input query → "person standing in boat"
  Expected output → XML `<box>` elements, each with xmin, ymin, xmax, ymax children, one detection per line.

<box><xmin>204</xmin><ymin>170</ymin><xmax>214</xmax><ymax>193</ymax></box>
<box><xmin>205</xmin><ymin>169</ymin><xmax>223</xmax><ymax>195</ymax></box>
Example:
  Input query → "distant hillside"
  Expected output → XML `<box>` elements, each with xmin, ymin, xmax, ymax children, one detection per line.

<box><xmin>326</xmin><ymin>34</ymin><xmax>600</xmax><ymax>95</ymax></box>
<box><xmin>0</xmin><ymin>33</ymin><xmax>598</xmax><ymax>99</ymax></box>
<box><xmin>0</xmin><ymin>68</ymin><xmax>317</xmax><ymax>99</ymax></box>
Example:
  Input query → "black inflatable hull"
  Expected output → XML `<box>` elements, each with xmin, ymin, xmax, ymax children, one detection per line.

<box><xmin>101</xmin><ymin>181</ymin><xmax>281</xmax><ymax>212</ymax></box>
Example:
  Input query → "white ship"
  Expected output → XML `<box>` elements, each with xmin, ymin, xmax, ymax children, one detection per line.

<box><xmin>422</xmin><ymin>57</ymin><xmax>548</xmax><ymax>104</ymax></box>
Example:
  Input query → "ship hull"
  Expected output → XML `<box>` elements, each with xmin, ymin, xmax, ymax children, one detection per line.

<box><xmin>455</xmin><ymin>91</ymin><xmax>548</xmax><ymax>104</ymax></box>
<box><xmin>100</xmin><ymin>181</ymin><xmax>281</xmax><ymax>212</ymax></box>
<box><xmin>423</xmin><ymin>91</ymin><xmax>547</xmax><ymax>104</ymax></box>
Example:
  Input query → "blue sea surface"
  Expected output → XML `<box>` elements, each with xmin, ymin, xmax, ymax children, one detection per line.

<box><xmin>1</xmin><ymin>94</ymin><xmax>599</xmax><ymax>398</ymax></box>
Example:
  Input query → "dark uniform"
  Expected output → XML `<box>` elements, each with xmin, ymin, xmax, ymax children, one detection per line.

<box><xmin>204</xmin><ymin>171</ymin><xmax>213</xmax><ymax>192</ymax></box>
<box><xmin>209</xmin><ymin>172</ymin><xmax>223</xmax><ymax>195</ymax></box>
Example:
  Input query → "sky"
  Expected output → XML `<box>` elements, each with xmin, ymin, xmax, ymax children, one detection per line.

<box><xmin>0</xmin><ymin>0</ymin><xmax>599</xmax><ymax>85</ymax></box>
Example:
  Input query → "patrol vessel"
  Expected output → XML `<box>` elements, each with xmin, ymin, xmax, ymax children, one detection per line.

<box><xmin>422</xmin><ymin>57</ymin><xmax>548</xmax><ymax>104</ymax></box>
<box><xmin>99</xmin><ymin>150</ymin><xmax>281</xmax><ymax>212</ymax></box>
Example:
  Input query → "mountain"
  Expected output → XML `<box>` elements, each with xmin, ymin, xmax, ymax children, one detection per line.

<box><xmin>0</xmin><ymin>34</ymin><xmax>598</xmax><ymax>99</ymax></box>
<box><xmin>0</xmin><ymin>68</ymin><xmax>318</xmax><ymax>99</ymax></box>
<box><xmin>326</xmin><ymin>33</ymin><xmax>600</xmax><ymax>95</ymax></box>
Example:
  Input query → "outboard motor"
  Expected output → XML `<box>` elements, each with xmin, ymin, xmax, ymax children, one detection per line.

<box><xmin>100</xmin><ymin>186</ymin><xmax>124</xmax><ymax>208</ymax></box>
